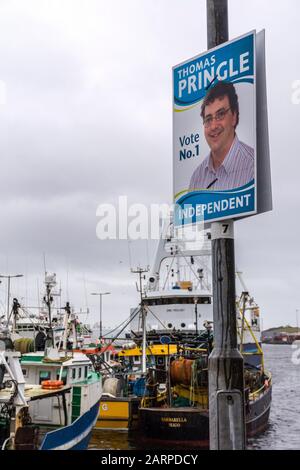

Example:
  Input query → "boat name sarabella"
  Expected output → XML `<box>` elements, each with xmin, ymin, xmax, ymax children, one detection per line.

<box><xmin>161</xmin><ymin>417</ymin><xmax>188</xmax><ymax>423</ymax></box>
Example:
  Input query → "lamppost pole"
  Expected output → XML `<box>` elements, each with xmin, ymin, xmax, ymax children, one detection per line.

<box><xmin>0</xmin><ymin>274</ymin><xmax>23</xmax><ymax>322</ymax></box>
<box><xmin>91</xmin><ymin>292</ymin><xmax>110</xmax><ymax>341</ymax></box>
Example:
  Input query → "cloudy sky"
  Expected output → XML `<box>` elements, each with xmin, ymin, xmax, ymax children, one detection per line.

<box><xmin>0</xmin><ymin>0</ymin><xmax>299</xmax><ymax>330</ymax></box>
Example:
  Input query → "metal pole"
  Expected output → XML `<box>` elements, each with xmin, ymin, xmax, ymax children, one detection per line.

<box><xmin>141</xmin><ymin>304</ymin><xmax>147</xmax><ymax>375</ymax></box>
<box><xmin>46</xmin><ymin>282</ymin><xmax>54</xmax><ymax>348</ymax></box>
<box><xmin>138</xmin><ymin>271</ymin><xmax>147</xmax><ymax>375</ymax></box>
<box><xmin>7</xmin><ymin>276</ymin><xmax>11</xmax><ymax>323</ymax></box>
<box><xmin>131</xmin><ymin>267</ymin><xmax>149</xmax><ymax>375</ymax></box>
<box><xmin>207</xmin><ymin>0</ymin><xmax>246</xmax><ymax>450</ymax></box>
<box><xmin>195</xmin><ymin>299</ymin><xmax>199</xmax><ymax>335</ymax></box>
<box><xmin>206</xmin><ymin>0</ymin><xmax>228</xmax><ymax>49</ymax></box>
<box><xmin>100</xmin><ymin>294</ymin><xmax>102</xmax><ymax>340</ymax></box>
<box><xmin>91</xmin><ymin>291</ymin><xmax>110</xmax><ymax>342</ymax></box>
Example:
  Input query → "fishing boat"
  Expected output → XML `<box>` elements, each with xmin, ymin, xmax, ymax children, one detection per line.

<box><xmin>130</xmin><ymin>223</ymin><xmax>272</xmax><ymax>446</ymax></box>
<box><xmin>5</xmin><ymin>273</ymin><xmax>94</xmax><ymax>355</ymax></box>
<box><xmin>96</xmin><ymin>381</ymin><xmax>140</xmax><ymax>431</ymax></box>
<box><xmin>138</xmin><ymin>334</ymin><xmax>271</xmax><ymax>447</ymax></box>
<box><xmin>95</xmin><ymin>343</ymin><xmax>175</xmax><ymax>431</ymax></box>
<box><xmin>77</xmin><ymin>341</ymin><xmax>139</xmax><ymax>431</ymax></box>
<box><xmin>0</xmin><ymin>348</ymin><xmax>102</xmax><ymax>450</ymax></box>
<box><xmin>0</xmin><ymin>273</ymin><xmax>103</xmax><ymax>449</ymax></box>
<box><xmin>91</xmin><ymin>337</ymin><xmax>144</xmax><ymax>431</ymax></box>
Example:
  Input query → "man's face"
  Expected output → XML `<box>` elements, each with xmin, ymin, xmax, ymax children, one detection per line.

<box><xmin>203</xmin><ymin>95</ymin><xmax>237</xmax><ymax>155</ymax></box>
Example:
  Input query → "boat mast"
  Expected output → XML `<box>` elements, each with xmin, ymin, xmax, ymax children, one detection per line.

<box><xmin>147</xmin><ymin>219</ymin><xmax>211</xmax><ymax>292</ymax></box>
<box><xmin>62</xmin><ymin>301</ymin><xmax>71</xmax><ymax>350</ymax></box>
<box><xmin>11</xmin><ymin>298</ymin><xmax>21</xmax><ymax>333</ymax></box>
<box><xmin>43</xmin><ymin>273</ymin><xmax>57</xmax><ymax>348</ymax></box>
<box><xmin>132</xmin><ymin>266</ymin><xmax>149</xmax><ymax>375</ymax></box>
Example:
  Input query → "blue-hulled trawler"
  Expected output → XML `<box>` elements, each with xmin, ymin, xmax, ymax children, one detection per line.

<box><xmin>0</xmin><ymin>273</ymin><xmax>102</xmax><ymax>450</ymax></box>
<box><xmin>0</xmin><ymin>347</ymin><xmax>102</xmax><ymax>450</ymax></box>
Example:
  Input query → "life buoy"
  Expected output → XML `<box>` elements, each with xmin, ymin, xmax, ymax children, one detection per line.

<box><xmin>41</xmin><ymin>380</ymin><xmax>64</xmax><ymax>390</ymax></box>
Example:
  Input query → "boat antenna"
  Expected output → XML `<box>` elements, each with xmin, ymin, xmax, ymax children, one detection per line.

<box><xmin>65</xmin><ymin>256</ymin><xmax>70</xmax><ymax>302</ymax></box>
<box><xmin>43</xmin><ymin>252</ymin><xmax>47</xmax><ymax>276</ymax></box>
<box><xmin>43</xmin><ymin>273</ymin><xmax>56</xmax><ymax>348</ymax></box>
<box><xmin>127</xmin><ymin>240</ymin><xmax>133</xmax><ymax>270</ymax></box>
<box><xmin>36</xmin><ymin>278</ymin><xmax>40</xmax><ymax>311</ymax></box>
<box><xmin>83</xmin><ymin>273</ymin><xmax>89</xmax><ymax>323</ymax></box>
<box><xmin>145</xmin><ymin>239</ymin><xmax>150</xmax><ymax>268</ymax></box>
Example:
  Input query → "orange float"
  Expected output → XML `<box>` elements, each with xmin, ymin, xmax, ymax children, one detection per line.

<box><xmin>41</xmin><ymin>380</ymin><xmax>64</xmax><ymax>390</ymax></box>
<box><xmin>170</xmin><ymin>359</ymin><xmax>194</xmax><ymax>386</ymax></box>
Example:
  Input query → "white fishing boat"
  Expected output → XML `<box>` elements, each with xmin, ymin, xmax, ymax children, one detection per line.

<box><xmin>129</xmin><ymin>223</ymin><xmax>262</xmax><ymax>359</ymax></box>
<box><xmin>0</xmin><ymin>347</ymin><xmax>102</xmax><ymax>450</ymax></box>
<box><xmin>131</xmin><ymin>222</ymin><xmax>271</xmax><ymax>446</ymax></box>
<box><xmin>0</xmin><ymin>272</ymin><xmax>103</xmax><ymax>450</ymax></box>
<box><xmin>5</xmin><ymin>273</ymin><xmax>93</xmax><ymax>355</ymax></box>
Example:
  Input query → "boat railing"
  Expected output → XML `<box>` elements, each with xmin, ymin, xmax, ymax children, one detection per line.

<box><xmin>249</xmin><ymin>373</ymin><xmax>272</xmax><ymax>401</ymax></box>
<box><xmin>237</xmin><ymin>306</ymin><xmax>265</xmax><ymax>372</ymax></box>
<box><xmin>177</xmin><ymin>346</ymin><xmax>208</xmax><ymax>353</ymax></box>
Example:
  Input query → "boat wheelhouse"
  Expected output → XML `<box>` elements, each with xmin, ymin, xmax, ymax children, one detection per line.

<box><xmin>0</xmin><ymin>349</ymin><xmax>102</xmax><ymax>450</ymax></box>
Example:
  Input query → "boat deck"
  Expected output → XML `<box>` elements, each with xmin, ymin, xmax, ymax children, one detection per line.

<box><xmin>0</xmin><ymin>384</ymin><xmax>71</xmax><ymax>403</ymax></box>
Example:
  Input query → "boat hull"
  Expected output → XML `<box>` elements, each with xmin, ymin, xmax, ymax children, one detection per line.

<box><xmin>139</xmin><ymin>407</ymin><xmax>209</xmax><ymax>448</ymax></box>
<box><xmin>40</xmin><ymin>399</ymin><xmax>100</xmax><ymax>450</ymax></box>
<box><xmin>246</xmin><ymin>384</ymin><xmax>272</xmax><ymax>437</ymax></box>
<box><xmin>95</xmin><ymin>396</ymin><xmax>140</xmax><ymax>430</ymax></box>
<box><xmin>138</xmin><ymin>385</ymin><xmax>272</xmax><ymax>447</ymax></box>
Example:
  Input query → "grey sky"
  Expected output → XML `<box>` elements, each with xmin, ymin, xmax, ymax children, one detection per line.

<box><xmin>0</xmin><ymin>0</ymin><xmax>299</xmax><ymax>329</ymax></box>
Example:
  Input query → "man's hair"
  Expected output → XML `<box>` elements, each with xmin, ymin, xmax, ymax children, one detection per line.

<box><xmin>201</xmin><ymin>81</ymin><xmax>239</xmax><ymax>128</ymax></box>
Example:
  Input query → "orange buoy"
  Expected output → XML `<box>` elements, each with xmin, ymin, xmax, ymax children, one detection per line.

<box><xmin>41</xmin><ymin>380</ymin><xmax>64</xmax><ymax>390</ymax></box>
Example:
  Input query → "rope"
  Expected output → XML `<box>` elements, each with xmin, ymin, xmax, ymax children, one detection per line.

<box><xmin>162</xmin><ymin>256</ymin><xmax>176</xmax><ymax>290</ymax></box>
<box><xmin>100</xmin><ymin>306</ymin><xmax>141</xmax><ymax>356</ymax></box>
<box><xmin>143</xmin><ymin>305</ymin><xmax>168</xmax><ymax>331</ymax></box>
<box><xmin>14</xmin><ymin>338</ymin><xmax>34</xmax><ymax>354</ymax></box>
<box><xmin>103</xmin><ymin>312</ymin><xmax>135</xmax><ymax>338</ymax></box>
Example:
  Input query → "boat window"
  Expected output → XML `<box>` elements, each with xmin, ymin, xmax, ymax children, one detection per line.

<box><xmin>78</xmin><ymin>368</ymin><xmax>82</xmax><ymax>379</ymax></box>
<box><xmin>156</xmin><ymin>356</ymin><xmax>165</xmax><ymax>366</ymax></box>
<box><xmin>84</xmin><ymin>366</ymin><xmax>88</xmax><ymax>378</ymax></box>
<box><xmin>39</xmin><ymin>370</ymin><xmax>51</xmax><ymax>384</ymax></box>
<box><xmin>72</xmin><ymin>368</ymin><xmax>76</xmax><ymax>380</ymax></box>
<box><xmin>145</xmin><ymin>296</ymin><xmax>211</xmax><ymax>306</ymax></box>
<box><xmin>56</xmin><ymin>368</ymin><xmax>68</xmax><ymax>385</ymax></box>
<box><xmin>22</xmin><ymin>368</ymin><xmax>28</xmax><ymax>378</ymax></box>
<box><xmin>181</xmin><ymin>323</ymin><xmax>186</xmax><ymax>328</ymax></box>
<box><xmin>167</xmin><ymin>323</ymin><xmax>173</xmax><ymax>328</ymax></box>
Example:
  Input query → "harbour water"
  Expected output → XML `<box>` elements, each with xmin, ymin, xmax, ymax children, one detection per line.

<box><xmin>247</xmin><ymin>343</ymin><xmax>300</xmax><ymax>450</ymax></box>
<box><xmin>89</xmin><ymin>344</ymin><xmax>300</xmax><ymax>450</ymax></box>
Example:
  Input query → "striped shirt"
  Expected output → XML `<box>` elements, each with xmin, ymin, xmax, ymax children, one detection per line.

<box><xmin>189</xmin><ymin>136</ymin><xmax>254</xmax><ymax>191</ymax></box>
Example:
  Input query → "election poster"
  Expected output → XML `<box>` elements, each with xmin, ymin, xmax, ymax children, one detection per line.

<box><xmin>173</xmin><ymin>31</ymin><xmax>257</xmax><ymax>227</ymax></box>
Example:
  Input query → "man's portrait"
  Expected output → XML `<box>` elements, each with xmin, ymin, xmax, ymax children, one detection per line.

<box><xmin>189</xmin><ymin>81</ymin><xmax>254</xmax><ymax>191</ymax></box>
